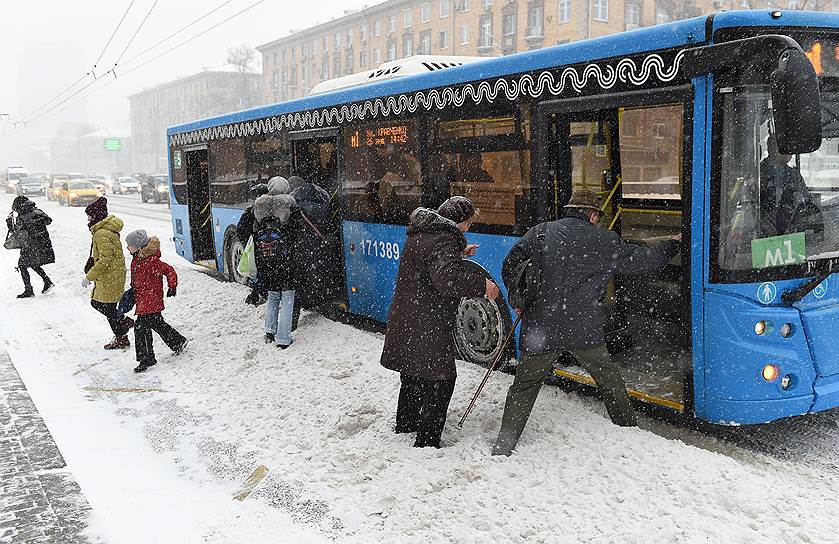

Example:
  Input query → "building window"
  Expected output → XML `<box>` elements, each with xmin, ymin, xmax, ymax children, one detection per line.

<box><xmin>441</xmin><ymin>0</ymin><xmax>451</xmax><ymax>17</ymax></box>
<box><xmin>625</xmin><ymin>3</ymin><xmax>640</xmax><ymax>28</ymax></box>
<box><xmin>322</xmin><ymin>35</ymin><xmax>328</xmax><ymax>52</ymax></box>
<box><xmin>335</xmin><ymin>32</ymin><xmax>341</xmax><ymax>48</ymax></box>
<box><xmin>481</xmin><ymin>0</ymin><xmax>493</xmax><ymax>7</ymax></box>
<box><xmin>461</xmin><ymin>0</ymin><xmax>470</xmax><ymax>12</ymax></box>
<box><xmin>419</xmin><ymin>30</ymin><xmax>432</xmax><ymax>54</ymax></box>
<box><xmin>374</xmin><ymin>48</ymin><xmax>382</xmax><ymax>64</ymax></box>
<box><xmin>593</xmin><ymin>0</ymin><xmax>608</xmax><ymax>22</ymax></box>
<box><xmin>655</xmin><ymin>7</ymin><xmax>670</xmax><ymax>24</ymax></box>
<box><xmin>347</xmin><ymin>29</ymin><xmax>354</xmax><ymax>45</ymax></box>
<box><xmin>421</xmin><ymin>3</ymin><xmax>431</xmax><ymax>22</ymax></box>
<box><xmin>403</xmin><ymin>33</ymin><xmax>413</xmax><ymax>56</ymax></box>
<box><xmin>321</xmin><ymin>57</ymin><xmax>329</xmax><ymax>79</ymax></box>
<box><xmin>460</xmin><ymin>23</ymin><xmax>470</xmax><ymax>45</ymax></box>
<box><xmin>333</xmin><ymin>54</ymin><xmax>341</xmax><ymax>77</ymax></box>
<box><xmin>503</xmin><ymin>13</ymin><xmax>516</xmax><ymax>36</ymax></box>
<box><xmin>387</xmin><ymin>39</ymin><xmax>397</xmax><ymax>61</ymax></box>
<box><xmin>374</xmin><ymin>19</ymin><xmax>382</xmax><ymax>36</ymax></box>
<box><xmin>528</xmin><ymin>5</ymin><xmax>544</xmax><ymax>36</ymax></box>
<box><xmin>479</xmin><ymin>15</ymin><xmax>493</xmax><ymax>47</ymax></box>
<box><xmin>439</xmin><ymin>30</ymin><xmax>450</xmax><ymax>49</ymax></box>
<box><xmin>389</xmin><ymin>14</ymin><xmax>397</xmax><ymax>33</ymax></box>
<box><xmin>360</xmin><ymin>48</ymin><xmax>368</xmax><ymax>67</ymax></box>
<box><xmin>558</xmin><ymin>0</ymin><xmax>571</xmax><ymax>23</ymax></box>
<box><xmin>360</xmin><ymin>24</ymin><xmax>368</xmax><ymax>42</ymax></box>
<box><xmin>404</xmin><ymin>9</ymin><xmax>413</xmax><ymax>28</ymax></box>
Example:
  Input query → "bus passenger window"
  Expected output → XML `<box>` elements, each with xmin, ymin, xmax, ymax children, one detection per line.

<box><xmin>445</xmin><ymin>150</ymin><xmax>530</xmax><ymax>226</ymax></box>
<box><xmin>171</xmin><ymin>148</ymin><xmax>188</xmax><ymax>205</ymax></box>
<box><xmin>209</xmin><ymin>138</ymin><xmax>250</xmax><ymax>208</ymax></box>
<box><xmin>343</xmin><ymin>121</ymin><xmax>421</xmax><ymax>225</ymax></box>
<box><xmin>619</xmin><ymin>105</ymin><xmax>684</xmax><ymax>200</ymax></box>
<box><xmin>247</xmin><ymin>134</ymin><xmax>290</xmax><ymax>186</ymax></box>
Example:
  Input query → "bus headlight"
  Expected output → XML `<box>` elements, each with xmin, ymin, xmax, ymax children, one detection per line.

<box><xmin>755</xmin><ymin>321</ymin><xmax>767</xmax><ymax>335</ymax></box>
<box><xmin>781</xmin><ymin>375</ymin><xmax>792</xmax><ymax>390</ymax></box>
<box><xmin>780</xmin><ymin>323</ymin><xmax>793</xmax><ymax>338</ymax></box>
<box><xmin>762</xmin><ymin>364</ymin><xmax>779</xmax><ymax>382</ymax></box>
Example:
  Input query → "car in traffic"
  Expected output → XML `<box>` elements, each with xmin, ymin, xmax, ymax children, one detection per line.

<box><xmin>87</xmin><ymin>175</ymin><xmax>109</xmax><ymax>193</ymax></box>
<box><xmin>56</xmin><ymin>180</ymin><xmax>103</xmax><ymax>207</ymax></box>
<box><xmin>16</xmin><ymin>176</ymin><xmax>46</xmax><ymax>197</ymax></box>
<box><xmin>47</xmin><ymin>175</ymin><xmax>68</xmax><ymax>201</ymax></box>
<box><xmin>140</xmin><ymin>174</ymin><xmax>170</xmax><ymax>204</ymax></box>
<box><xmin>112</xmin><ymin>176</ymin><xmax>140</xmax><ymax>194</ymax></box>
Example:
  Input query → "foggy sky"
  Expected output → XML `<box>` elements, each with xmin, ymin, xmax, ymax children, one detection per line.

<box><xmin>0</xmin><ymin>0</ymin><xmax>371</xmax><ymax>167</ymax></box>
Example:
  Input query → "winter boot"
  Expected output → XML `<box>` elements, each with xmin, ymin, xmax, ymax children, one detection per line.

<box><xmin>133</xmin><ymin>359</ymin><xmax>157</xmax><ymax>373</ymax></box>
<box><xmin>277</xmin><ymin>343</ymin><xmax>291</xmax><ymax>350</ymax></box>
<box><xmin>264</xmin><ymin>333</ymin><xmax>275</xmax><ymax>344</ymax></box>
<box><xmin>120</xmin><ymin>316</ymin><xmax>136</xmax><ymax>332</ymax></box>
<box><xmin>173</xmin><ymin>339</ymin><xmax>188</xmax><ymax>356</ymax></box>
<box><xmin>41</xmin><ymin>280</ymin><xmax>54</xmax><ymax>294</ymax></box>
<box><xmin>16</xmin><ymin>290</ymin><xmax>35</xmax><ymax>299</ymax></box>
<box><xmin>104</xmin><ymin>336</ymin><xmax>130</xmax><ymax>350</ymax></box>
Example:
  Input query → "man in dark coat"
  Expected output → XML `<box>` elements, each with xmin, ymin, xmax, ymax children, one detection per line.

<box><xmin>380</xmin><ymin>196</ymin><xmax>499</xmax><ymax>448</ymax></box>
<box><xmin>291</xmin><ymin>177</ymin><xmax>339</xmax><ymax>318</ymax></box>
<box><xmin>492</xmin><ymin>189</ymin><xmax>681</xmax><ymax>456</ymax></box>
<box><xmin>237</xmin><ymin>183</ymin><xmax>269</xmax><ymax>305</ymax></box>
<box><xmin>7</xmin><ymin>196</ymin><xmax>55</xmax><ymax>298</ymax></box>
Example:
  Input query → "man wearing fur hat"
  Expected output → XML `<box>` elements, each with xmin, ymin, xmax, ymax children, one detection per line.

<box><xmin>493</xmin><ymin>188</ymin><xmax>681</xmax><ymax>456</ymax></box>
<box><xmin>253</xmin><ymin>176</ymin><xmax>299</xmax><ymax>349</ymax></box>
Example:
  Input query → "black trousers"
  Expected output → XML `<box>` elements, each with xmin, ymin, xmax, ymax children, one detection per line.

<box><xmin>395</xmin><ymin>374</ymin><xmax>456</xmax><ymax>448</ymax></box>
<box><xmin>134</xmin><ymin>312</ymin><xmax>185</xmax><ymax>364</ymax></box>
<box><xmin>91</xmin><ymin>300</ymin><xmax>127</xmax><ymax>337</ymax></box>
<box><xmin>20</xmin><ymin>265</ymin><xmax>49</xmax><ymax>291</ymax></box>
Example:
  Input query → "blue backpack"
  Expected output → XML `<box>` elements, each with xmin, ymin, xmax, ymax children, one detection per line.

<box><xmin>254</xmin><ymin>223</ymin><xmax>291</xmax><ymax>263</ymax></box>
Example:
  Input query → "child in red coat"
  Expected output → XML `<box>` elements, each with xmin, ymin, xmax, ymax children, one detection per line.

<box><xmin>125</xmin><ymin>230</ymin><xmax>188</xmax><ymax>373</ymax></box>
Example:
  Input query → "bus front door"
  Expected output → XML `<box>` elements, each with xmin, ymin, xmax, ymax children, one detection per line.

<box><xmin>184</xmin><ymin>148</ymin><xmax>215</xmax><ymax>264</ymax></box>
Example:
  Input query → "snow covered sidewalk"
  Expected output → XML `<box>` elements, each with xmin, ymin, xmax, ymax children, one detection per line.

<box><xmin>3</xmin><ymin>191</ymin><xmax>839</xmax><ymax>543</ymax></box>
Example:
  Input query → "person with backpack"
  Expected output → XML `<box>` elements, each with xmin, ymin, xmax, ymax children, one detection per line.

<box><xmin>237</xmin><ymin>183</ymin><xmax>269</xmax><ymax>306</ymax></box>
<box><xmin>125</xmin><ymin>229</ymin><xmax>187</xmax><ymax>373</ymax></box>
<box><xmin>82</xmin><ymin>197</ymin><xmax>133</xmax><ymax>349</ymax></box>
<box><xmin>253</xmin><ymin>176</ymin><xmax>299</xmax><ymax>349</ymax></box>
<box><xmin>6</xmin><ymin>196</ymin><xmax>54</xmax><ymax>298</ymax></box>
<box><xmin>492</xmin><ymin>189</ymin><xmax>681</xmax><ymax>456</ymax></box>
<box><xmin>380</xmin><ymin>197</ymin><xmax>500</xmax><ymax>449</ymax></box>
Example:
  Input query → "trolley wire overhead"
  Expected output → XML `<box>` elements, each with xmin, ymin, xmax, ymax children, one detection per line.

<box><xmin>112</xmin><ymin>0</ymin><xmax>161</xmax><ymax>72</ymax></box>
<box><xmin>93</xmin><ymin>0</ymin><xmax>137</xmax><ymax>76</ymax></box>
<box><xmin>21</xmin><ymin>0</ymin><xmax>266</xmax><ymax>127</ymax></box>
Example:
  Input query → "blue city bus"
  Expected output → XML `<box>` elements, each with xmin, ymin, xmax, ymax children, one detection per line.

<box><xmin>166</xmin><ymin>10</ymin><xmax>839</xmax><ymax>425</ymax></box>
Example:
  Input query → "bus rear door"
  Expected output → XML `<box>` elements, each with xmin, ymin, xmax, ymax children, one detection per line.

<box><xmin>184</xmin><ymin>147</ymin><xmax>215</xmax><ymax>265</ymax></box>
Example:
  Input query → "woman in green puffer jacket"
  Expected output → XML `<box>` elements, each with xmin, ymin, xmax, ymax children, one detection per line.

<box><xmin>83</xmin><ymin>197</ymin><xmax>133</xmax><ymax>350</ymax></box>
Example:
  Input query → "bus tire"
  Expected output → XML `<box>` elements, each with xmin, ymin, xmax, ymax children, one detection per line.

<box><xmin>453</xmin><ymin>262</ymin><xmax>514</xmax><ymax>368</ymax></box>
<box><xmin>223</xmin><ymin>231</ymin><xmax>248</xmax><ymax>285</ymax></box>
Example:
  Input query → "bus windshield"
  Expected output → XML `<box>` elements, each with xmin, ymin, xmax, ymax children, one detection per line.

<box><xmin>716</xmin><ymin>86</ymin><xmax>839</xmax><ymax>279</ymax></box>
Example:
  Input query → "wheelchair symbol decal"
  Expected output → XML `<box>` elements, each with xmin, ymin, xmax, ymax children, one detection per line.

<box><xmin>813</xmin><ymin>280</ymin><xmax>829</xmax><ymax>300</ymax></box>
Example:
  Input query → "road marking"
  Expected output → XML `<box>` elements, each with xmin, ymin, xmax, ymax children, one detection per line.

<box><xmin>233</xmin><ymin>465</ymin><xmax>269</xmax><ymax>501</ymax></box>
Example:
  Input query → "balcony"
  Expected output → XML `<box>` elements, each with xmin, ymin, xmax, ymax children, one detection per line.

<box><xmin>524</xmin><ymin>27</ymin><xmax>544</xmax><ymax>46</ymax></box>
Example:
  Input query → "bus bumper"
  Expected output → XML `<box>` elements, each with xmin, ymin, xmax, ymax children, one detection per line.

<box><xmin>810</xmin><ymin>374</ymin><xmax>839</xmax><ymax>414</ymax></box>
<box><xmin>705</xmin><ymin>394</ymin><xmax>815</xmax><ymax>425</ymax></box>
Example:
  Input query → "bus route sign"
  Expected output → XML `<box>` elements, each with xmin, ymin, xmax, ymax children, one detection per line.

<box><xmin>751</xmin><ymin>233</ymin><xmax>806</xmax><ymax>269</ymax></box>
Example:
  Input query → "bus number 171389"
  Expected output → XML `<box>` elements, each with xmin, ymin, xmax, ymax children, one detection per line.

<box><xmin>356</xmin><ymin>239</ymin><xmax>400</xmax><ymax>261</ymax></box>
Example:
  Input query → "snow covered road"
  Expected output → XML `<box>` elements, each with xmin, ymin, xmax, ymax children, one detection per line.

<box><xmin>3</xmin><ymin>191</ymin><xmax>839</xmax><ymax>544</ymax></box>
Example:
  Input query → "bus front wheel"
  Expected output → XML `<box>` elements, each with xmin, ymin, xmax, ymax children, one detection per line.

<box><xmin>453</xmin><ymin>280</ymin><xmax>513</xmax><ymax>367</ymax></box>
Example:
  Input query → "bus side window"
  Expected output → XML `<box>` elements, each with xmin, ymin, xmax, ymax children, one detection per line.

<box><xmin>342</xmin><ymin>121</ymin><xmax>422</xmax><ymax>225</ymax></box>
<box><xmin>248</xmin><ymin>134</ymin><xmax>290</xmax><ymax>189</ymax></box>
<box><xmin>435</xmin><ymin>113</ymin><xmax>532</xmax><ymax>232</ymax></box>
<box><xmin>209</xmin><ymin>138</ymin><xmax>249</xmax><ymax>208</ymax></box>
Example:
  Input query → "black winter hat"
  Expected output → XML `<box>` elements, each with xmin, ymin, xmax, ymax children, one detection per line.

<box><xmin>250</xmin><ymin>183</ymin><xmax>269</xmax><ymax>197</ymax></box>
<box><xmin>438</xmin><ymin>196</ymin><xmax>477</xmax><ymax>224</ymax></box>
<box><xmin>11</xmin><ymin>196</ymin><xmax>29</xmax><ymax>212</ymax></box>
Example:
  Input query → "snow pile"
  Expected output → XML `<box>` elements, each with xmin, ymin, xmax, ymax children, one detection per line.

<box><xmin>2</xmin><ymin>192</ymin><xmax>839</xmax><ymax>543</ymax></box>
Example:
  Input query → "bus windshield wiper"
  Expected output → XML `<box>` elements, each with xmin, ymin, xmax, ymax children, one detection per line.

<box><xmin>781</xmin><ymin>252</ymin><xmax>839</xmax><ymax>305</ymax></box>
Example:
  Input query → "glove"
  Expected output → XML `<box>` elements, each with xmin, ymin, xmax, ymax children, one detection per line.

<box><xmin>81</xmin><ymin>278</ymin><xmax>91</xmax><ymax>288</ymax></box>
<box><xmin>166</xmin><ymin>287</ymin><xmax>177</xmax><ymax>298</ymax></box>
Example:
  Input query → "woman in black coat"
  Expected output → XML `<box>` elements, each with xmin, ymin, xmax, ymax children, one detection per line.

<box><xmin>380</xmin><ymin>196</ymin><xmax>499</xmax><ymax>448</ymax></box>
<box><xmin>6</xmin><ymin>196</ymin><xmax>55</xmax><ymax>298</ymax></box>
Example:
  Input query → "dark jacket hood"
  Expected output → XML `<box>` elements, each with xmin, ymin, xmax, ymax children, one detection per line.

<box><xmin>17</xmin><ymin>200</ymin><xmax>36</xmax><ymax>215</ymax></box>
<box><xmin>407</xmin><ymin>208</ymin><xmax>465</xmax><ymax>241</ymax></box>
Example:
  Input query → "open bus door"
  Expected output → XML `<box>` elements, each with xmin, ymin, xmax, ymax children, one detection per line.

<box><xmin>536</xmin><ymin>90</ymin><xmax>691</xmax><ymax>414</ymax></box>
<box><xmin>184</xmin><ymin>147</ymin><xmax>215</xmax><ymax>265</ymax></box>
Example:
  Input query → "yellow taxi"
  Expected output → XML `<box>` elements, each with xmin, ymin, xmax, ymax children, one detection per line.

<box><xmin>57</xmin><ymin>180</ymin><xmax>104</xmax><ymax>207</ymax></box>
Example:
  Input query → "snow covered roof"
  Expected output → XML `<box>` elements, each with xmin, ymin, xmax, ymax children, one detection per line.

<box><xmin>79</xmin><ymin>129</ymin><xmax>131</xmax><ymax>139</ymax></box>
<box><xmin>308</xmin><ymin>55</ymin><xmax>485</xmax><ymax>96</ymax></box>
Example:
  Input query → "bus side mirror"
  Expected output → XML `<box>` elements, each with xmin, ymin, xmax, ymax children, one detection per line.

<box><xmin>771</xmin><ymin>48</ymin><xmax>823</xmax><ymax>155</ymax></box>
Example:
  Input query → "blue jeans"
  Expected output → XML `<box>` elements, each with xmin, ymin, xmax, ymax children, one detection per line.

<box><xmin>264</xmin><ymin>290</ymin><xmax>295</xmax><ymax>346</ymax></box>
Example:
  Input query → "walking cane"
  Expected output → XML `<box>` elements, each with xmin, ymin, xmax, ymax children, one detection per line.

<box><xmin>458</xmin><ymin>313</ymin><xmax>523</xmax><ymax>428</ymax></box>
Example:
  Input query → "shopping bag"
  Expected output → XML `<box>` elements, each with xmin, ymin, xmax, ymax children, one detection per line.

<box><xmin>237</xmin><ymin>237</ymin><xmax>257</xmax><ymax>278</ymax></box>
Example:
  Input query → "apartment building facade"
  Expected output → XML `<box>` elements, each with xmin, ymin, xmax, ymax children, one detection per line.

<box><xmin>129</xmin><ymin>67</ymin><xmax>262</xmax><ymax>173</ymax></box>
<box><xmin>257</xmin><ymin>0</ymin><xmax>833</xmax><ymax>104</ymax></box>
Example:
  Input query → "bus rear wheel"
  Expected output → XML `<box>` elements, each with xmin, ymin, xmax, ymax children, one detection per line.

<box><xmin>454</xmin><ymin>294</ymin><xmax>513</xmax><ymax>368</ymax></box>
